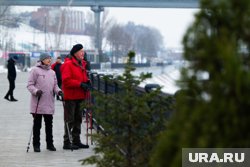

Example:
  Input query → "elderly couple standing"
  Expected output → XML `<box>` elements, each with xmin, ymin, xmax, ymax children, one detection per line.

<box><xmin>27</xmin><ymin>44</ymin><xmax>91</xmax><ymax>152</ymax></box>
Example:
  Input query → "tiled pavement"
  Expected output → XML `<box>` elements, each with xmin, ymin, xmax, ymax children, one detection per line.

<box><xmin>0</xmin><ymin>72</ymin><xmax>95</xmax><ymax>167</ymax></box>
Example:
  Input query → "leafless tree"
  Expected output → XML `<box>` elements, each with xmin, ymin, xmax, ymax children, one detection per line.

<box><xmin>107</xmin><ymin>24</ymin><xmax>132</xmax><ymax>63</ymax></box>
<box><xmin>0</xmin><ymin>4</ymin><xmax>10</xmax><ymax>24</ymax></box>
<box><xmin>84</xmin><ymin>10</ymin><xmax>95</xmax><ymax>48</ymax></box>
<box><xmin>53</xmin><ymin>8</ymin><xmax>66</xmax><ymax>50</ymax></box>
<box><xmin>124</xmin><ymin>23</ymin><xmax>164</xmax><ymax>61</ymax></box>
<box><xmin>85</xmin><ymin>9</ymin><xmax>116</xmax><ymax>52</ymax></box>
<box><xmin>0</xmin><ymin>3</ymin><xmax>20</xmax><ymax>27</ymax></box>
<box><xmin>100</xmin><ymin>9</ymin><xmax>116</xmax><ymax>50</ymax></box>
<box><xmin>0</xmin><ymin>3</ymin><xmax>18</xmax><ymax>51</ymax></box>
<box><xmin>106</xmin><ymin>22</ymin><xmax>164</xmax><ymax>63</ymax></box>
<box><xmin>135</xmin><ymin>26</ymin><xmax>163</xmax><ymax>60</ymax></box>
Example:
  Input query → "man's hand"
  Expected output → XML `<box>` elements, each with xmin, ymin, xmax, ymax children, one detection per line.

<box><xmin>87</xmin><ymin>80</ymin><xmax>92</xmax><ymax>89</ymax></box>
<box><xmin>80</xmin><ymin>82</ymin><xmax>91</xmax><ymax>91</ymax></box>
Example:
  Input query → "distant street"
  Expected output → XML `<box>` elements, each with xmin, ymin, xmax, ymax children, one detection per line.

<box><xmin>0</xmin><ymin>72</ymin><xmax>94</xmax><ymax>167</ymax></box>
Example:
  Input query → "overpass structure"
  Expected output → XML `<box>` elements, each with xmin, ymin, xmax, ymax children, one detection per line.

<box><xmin>1</xmin><ymin>0</ymin><xmax>200</xmax><ymax>62</ymax></box>
<box><xmin>2</xmin><ymin>0</ymin><xmax>199</xmax><ymax>8</ymax></box>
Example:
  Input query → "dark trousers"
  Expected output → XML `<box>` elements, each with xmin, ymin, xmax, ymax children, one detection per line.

<box><xmin>56</xmin><ymin>82</ymin><xmax>62</xmax><ymax>100</ymax></box>
<box><xmin>5</xmin><ymin>78</ymin><xmax>15</xmax><ymax>98</ymax></box>
<box><xmin>63</xmin><ymin>100</ymin><xmax>83</xmax><ymax>144</ymax></box>
<box><xmin>33</xmin><ymin>114</ymin><xmax>54</xmax><ymax>147</ymax></box>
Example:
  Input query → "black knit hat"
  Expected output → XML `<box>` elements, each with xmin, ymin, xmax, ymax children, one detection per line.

<box><xmin>70</xmin><ymin>44</ymin><xmax>83</xmax><ymax>56</ymax></box>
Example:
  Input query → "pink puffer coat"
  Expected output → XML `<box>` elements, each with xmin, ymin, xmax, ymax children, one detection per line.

<box><xmin>27</xmin><ymin>62</ymin><xmax>61</xmax><ymax>115</ymax></box>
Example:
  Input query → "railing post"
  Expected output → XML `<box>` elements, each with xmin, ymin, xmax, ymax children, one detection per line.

<box><xmin>144</xmin><ymin>84</ymin><xmax>160</xmax><ymax>93</ymax></box>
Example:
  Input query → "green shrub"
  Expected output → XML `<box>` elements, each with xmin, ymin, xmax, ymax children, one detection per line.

<box><xmin>80</xmin><ymin>51</ymin><xmax>173</xmax><ymax>167</ymax></box>
<box><xmin>151</xmin><ymin>0</ymin><xmax>250</xmax><ymax>166</ymax></box>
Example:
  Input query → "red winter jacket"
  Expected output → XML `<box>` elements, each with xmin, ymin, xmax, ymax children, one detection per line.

<box><xmin>61</xmin><ymin>56</ymin><xmax>89</xmax><ymax>100</ymax></box>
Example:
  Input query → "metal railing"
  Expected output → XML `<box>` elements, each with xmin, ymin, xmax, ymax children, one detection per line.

<box><xmin>87</xmin><ymin>72</ymin><xmax>174</xmax><ymax>133</ymax></box>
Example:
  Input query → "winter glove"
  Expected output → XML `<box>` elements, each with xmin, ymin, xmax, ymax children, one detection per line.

<box><xmin>36</xmin><ymin>90</ymin><xmax>43</xmax><ymax>98</ymax></box>
<box><xmin>80</xmin><ymin>82</ymin><xmax>89</xmax><ymax>91</ymax></box>
<box><xmin>80</xmin><ymin>82</ymin><xmax>91</xmax><ymax>91</ymax></box>
<box><xmin>58</xmin><ymin>91</ymin><xmax>64</xmax><ymax>101</ymax></box>
<box><xmin>86</xmin><ymin>80</ymin><xmax>92</xmax><ymax>89</ymax></box>
<box><xmin>58</xmin><ymin>91</ymin><xmax>63</xmax><ymax>97</ymax></box>
<box><xmin>58</xmin><ymin>90</ymin><xmax>63</xmax><ymax>99</ymax></box>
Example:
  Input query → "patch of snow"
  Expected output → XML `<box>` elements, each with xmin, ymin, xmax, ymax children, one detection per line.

<box><xmin>0</xmin><ymin>23</ymin><xmax>93</xmax><ymax>51</ymax></box>
<box><xmin>0</xmin><ymin>65</ymin><xmax>7</xmax><ymax>73</ymax></box>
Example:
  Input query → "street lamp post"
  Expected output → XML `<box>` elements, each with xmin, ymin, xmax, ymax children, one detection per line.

<box><xmin>44</xmin><ymin>13</ymin><xmax>47</xmax><ymax>52</ymax></box>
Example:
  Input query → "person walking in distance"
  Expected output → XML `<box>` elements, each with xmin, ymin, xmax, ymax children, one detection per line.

<box><xmin>4</xmin><ymin>55</ymin><xmax>18</xmax><ymax>101</ymax></box>
<box><xmin>51</xmin><ymin>56</ymin><xmax>62</xmax><ymax>100</ymax></box>
<box><xmin>27</xmin><ymin>53</ymin><xmax>62</xmax><ymax>152</ymax></box>
<box><xmin>61</xmin><ymin>44</ymin><xmax>91</xmax><ymax>150</ymax></box>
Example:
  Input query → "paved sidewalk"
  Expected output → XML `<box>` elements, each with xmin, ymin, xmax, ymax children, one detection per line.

<box><xmin>0</xmin><ymin>72</ymin><xmax>95</xmax><ymax>167</ymax></box>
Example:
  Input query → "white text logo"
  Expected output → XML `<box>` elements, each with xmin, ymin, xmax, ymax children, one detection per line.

<box><xmin>189</xmin><ymin>153</ymin><xmax>245</xmax><ymax>163</ymax></box>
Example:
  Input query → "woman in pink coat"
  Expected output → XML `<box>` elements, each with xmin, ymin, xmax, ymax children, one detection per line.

<box><xmin>27</xmin><ymin>53</ymin><xmax>62</xmax><ymax>152</ymax></box>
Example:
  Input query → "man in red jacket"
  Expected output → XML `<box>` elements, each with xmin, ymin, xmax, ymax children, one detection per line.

<box><xmin>61</xmin><ymin>44</ymin><xmax>91</xmax><ymax>150</ymax></box>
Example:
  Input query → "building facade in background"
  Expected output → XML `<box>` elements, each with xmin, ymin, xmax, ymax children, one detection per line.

<box><xmin>30</xmin><ymin>7</ymin><xmax>86</xmax><ymax>35</ymax></box>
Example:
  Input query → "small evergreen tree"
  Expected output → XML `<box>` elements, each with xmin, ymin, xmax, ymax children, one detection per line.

<box><xmin>151</xmin><ymin>0</ymin><xmax>250</xmax><ymax>166</ymax></box>
<box><xmin>80</xmin><ymin>51</ymin><xmax>173</xmax><ymax>167</ymax></box>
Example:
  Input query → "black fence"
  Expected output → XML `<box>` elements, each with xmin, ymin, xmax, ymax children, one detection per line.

<box><xmin>88</xmin><ymin>72</ymin><xmax>174</xmax><ymax>133</ymax></box>
<box><xmin>90</xmin><ymin>63</ymin><xmax>150</xmax><ymax>70</ymax></box>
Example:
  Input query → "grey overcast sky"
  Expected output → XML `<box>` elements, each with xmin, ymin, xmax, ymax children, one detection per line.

<box><xmin>13</xmin><ymin>6</ymin><xmax>198</xmax><ymax>49</ymax></box>
<box><xmin>108</xmin><ymin>7</ymin><xmax>198</xmax><ymax>49</ymax></box>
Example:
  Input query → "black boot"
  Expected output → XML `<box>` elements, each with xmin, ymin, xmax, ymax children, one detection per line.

<box><xmin>4</xmin><ymin>96</ymin><xmax>10</xmax><ymax>101</ymax></box>
<box><xmin>63</xmin><ymin>143</ymin><xmax>79</xmax><ymax>150</ymax></box>
<box><xmin>74</xmin><ymin>142</ymin><xmax>89</xmax><ymax>149</ymax></box>
<box><xmin>47</xmin><ymin>144</ymin><xmax>56</xmax><ymax>151</ymax></box>
<box><xmin>10</xmin><ymin>97</ymin><xmax>18</xmax><ymax>102</ymax></box>
<box><xmin>33</xmin><ymin>145</ymin><xmax>41</xmax><ymax>152</ymax></box>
